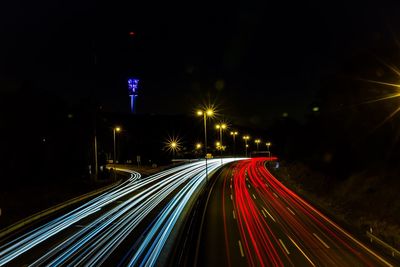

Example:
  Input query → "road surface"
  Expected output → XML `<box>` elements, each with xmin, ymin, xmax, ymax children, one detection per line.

<box><xmin>194</xmin><ymin>158</ymin><xmax>395</xmax><ymax>267</ymax></box>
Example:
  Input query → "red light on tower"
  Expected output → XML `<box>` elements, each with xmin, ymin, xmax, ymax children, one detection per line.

<box><xmin>129</xmin><ymin>31</ymin><xmax>135</xmax><ymax>36</ymax></box>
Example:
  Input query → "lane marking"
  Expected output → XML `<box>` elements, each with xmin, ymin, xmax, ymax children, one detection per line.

<box><xmin>288</xmin><ymin>236</ymin><xmax>316</xmax><ymax>267</ymax></box>
<box><xmin>287</xmin><ymin>207</ymin><xmax>295</xmax><ymax>215</ymax></box>
<box><xmin>263</xmin><ymin>207</ymin><xmax>276</xmax><ymax>222</ymax></box>
<box><xmin>230</xmin><ymin>184</ymin><xmax>232</xmax><ymax>189</ymax></box>
<box><xmin>284</xmin><ymin>181</ymin><xmax>394</xmax><ymax>267</ymax></box>
<box><xmin>238</xmin><ymin>240</ymin><xmax>245</xmax><ymax>257</ymax></box>
<box><xmin>252</xmin><ymin>194</ymin><xmax>257</xmax><ymax>199</ymax></box>
<box><xmin>313</xmin><ymin>233</ymin><xmax>330</xmax><ymax>249</ymax></box>
<box><xmin>230</xmin><ymin>194</ymin><xmax>233</xmax><ymax>201</ymax></box>
<box><xmin>279</xmin><ymin>239</ymin><xmax>290</xmax><ymax>254</ymax></box>
<box><xmin>261</xmin><ymin>209</ymin><xmax>267</xmax><ymax>218</ymax></box>
<box><xmin>248</xmin><ymin>184</ymin><xmax>251</xmax><ymax>189</ymax></box>
<box><xmin>233</xmin><ymin>210</ymin><xmax>236</xmax><ymax>219</ymax></box>
<box><xmin>273</xmin><ymin>192</ymin><xmax>278</xmax><ymax>198</ymax></box>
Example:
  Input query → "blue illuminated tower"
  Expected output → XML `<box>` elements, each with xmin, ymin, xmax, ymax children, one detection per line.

<box><xmin>128</xmin><ymin>78</ymin><xmax>139</xmax><ymax>113</ymax></box>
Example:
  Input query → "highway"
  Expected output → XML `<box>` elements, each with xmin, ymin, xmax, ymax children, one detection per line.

<box><xmin>0</xmin><ymin>159</ymin><xmax>238</xmax><ymax>266</ymax></box>
<box><xmin>195</xmin><ymin>158</ymin><xmax>395</xmax><ymax>267</ymax></box>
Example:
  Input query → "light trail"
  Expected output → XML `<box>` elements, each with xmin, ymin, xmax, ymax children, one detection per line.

<box><xmin>0</xmin><ymin>158</ymin><xmax>239</xmax><ymax>266</ymax></box>
<box><xmin>232</xmin><ymin>159</ymin><xmax>289</xmax><ymax>267</ymax></box>
<box><xmin>228</xmin><ymin>158</ymin><xmax>392</xmax><ymax>266</ymax></box>
<box><xmin>126</xmin><ymin>159</ymin><xmax>239</xmax><ymax>266</ymax></box>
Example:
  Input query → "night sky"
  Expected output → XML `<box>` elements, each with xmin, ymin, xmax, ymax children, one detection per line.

<box><xmin>1</xmin><ymin>1</ymin><xmax>400</xmax><ymax>127</ymax></box>
<box><xmin>3</xmin><ymin>2</ymin><xmax>400</xmax><ymax>253</ymax></box>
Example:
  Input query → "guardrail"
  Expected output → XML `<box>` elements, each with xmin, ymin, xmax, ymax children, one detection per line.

<box><xmin>367</xmin><ymin>231</ymin><xmax>400</xmax><ymax>257</ymax></box>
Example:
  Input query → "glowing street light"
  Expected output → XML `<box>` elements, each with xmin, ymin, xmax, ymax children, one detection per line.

<box><xmin>266</xmin><ymin>142</ymin><xmax>272</xmax><ymax>157</ymax></box>
<box><xmin>215</xmin><ymin>123</ymin><xmax>227</xmax><ymax>163</ymax></box>
<box><xmin>230</xmin><ymin>131</ymin><xmax>238</xmax><ymax>157</ymax></box>
<box><xmin>197</xmin><ymin>108</ymin><xmax>215</xmax><ymax>155</ymax></box>
<box><xmin>113</xmin><ymin>126</ymin><xmax>121</xmax><ymax>166</ymax></box>
<box><xmin>215</xmin><ymin>123</ymin><xmax>227</xmax><ymax>143</ymax></box>
<box><xmin>197</xmin><ymin>106</ymin><xmax>215</xmax><ymax>180</ymax></box>
<box><xmin>255</xmin><ymin>139</ymin><xmax>261</xmax><ymax>151</ymax></box>
<box><xmin>216</xmin><ymin>124</ymin><xmax>226</xmax><ymax>128</ymax></box>
<box><xmin>170</xmin><ymin>142</ymin><xmax>177</xmax><ymax>157</ymax></box>
<box><xmin>243</xmin><ymin>135</ymin><xmax>250</xmax><ymax>157</ymax></box>
<box><xmin>165</xmin><ymin>137</ymin><xmax>181</xmax><ymax>158</ymax></box>
<box><xmin>194</xmin><ymin>142</ymin><xmax>203</xmax><ymax>159</ymax></box>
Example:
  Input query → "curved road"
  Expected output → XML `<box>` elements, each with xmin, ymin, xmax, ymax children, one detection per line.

<box><xmin>0</xmin><ymin>159</ymin><xmax>238</xmax><ymax>266</ymax></box>
<box><xmin>195</xmin><ymin>158</ymin><xmax>395</xmax><ymax>267</ymax></box>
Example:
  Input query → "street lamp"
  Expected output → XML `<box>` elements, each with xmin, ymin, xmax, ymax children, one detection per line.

<box><xmin>197</xmin><ymin>108</ymin><xmax>214</xmax><ymax>155</ymax></box>
<box><xmin>195</xmin><ymin>142</ymin><xmax>202</xmax><ymax>159</ymax></box>
<box><xmin>230</xmin><ymin>131</ymin><xmax>238</xmax><ymax>157</ymax></box>
<box><xmin>165</xmin><ymin>137</ymin><xmax>181</xmax><ymax>159</ymax></box>
<box><xmin>197</xmin><ymin>107</ymin><xmax>215</xmax><ymax>180</ymax></box>
<box><xmin>255</xmin><ymin>139</ymin><xmax>261</xmax><ymax>151</ymax></box>
<box><xmin>215</xmin><ymin>123</ymin><xmax>227</xmax><ymax>143</ymax></box>
<box><xmin>171</xmin><ymin>141</ymin><xmax>177</xmax><ymax>156</ymax></box>
<box><xmin>170</xmin><ymin>142</ymin><xmax>177</xmax><ymax>158</ymax></box>
<box><xmin>113</xmin><ymin>126</ymin><xmax>121</xmax><ymax>166</ymax></box>
<box><xmin>243</xmin><ymin>135</ymin><xmax>250</xmax><ymax>157</ymax></box>
<box><xmin>266</xmin><ymin>142</ymin><xmax>272</xmax><ymax>158</ymax></box>
<box><xmin>215</xmin><ymin>123</ymin><xmax>227</xmax><ymax>163</ymax></box>
<box><xmin>195</xmin><ymin>143</ymin><xmax>202</xmax><ymax>150</ymax></box>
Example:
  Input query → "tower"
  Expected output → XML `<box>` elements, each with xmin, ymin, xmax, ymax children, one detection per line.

<box><xmin>128</xmin><ymin>78</ymin><xmax>139</xmax><ymax>113</ymax></box>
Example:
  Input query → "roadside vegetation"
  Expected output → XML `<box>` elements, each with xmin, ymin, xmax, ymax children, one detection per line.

<box><xmin>270</xmin><ymin>161</ymin><xmax>400</xmax><ymax>251</ymax></box>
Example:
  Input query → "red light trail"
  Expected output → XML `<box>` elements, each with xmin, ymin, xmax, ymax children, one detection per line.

<box><xmin>224</xmin><ymin>157</ymin><xmax>392</xmax><ymax>266</ymax></box>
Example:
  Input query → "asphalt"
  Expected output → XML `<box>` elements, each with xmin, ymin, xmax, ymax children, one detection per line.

<box><xmin>194</xmin><ymin>163</ymin><xmax>247</xmax><ymax>267</ymax></box>
<box><xmin>192</xmin><ymin>158</ymin><xmax>397</xmax><ymax>267</ymax></box>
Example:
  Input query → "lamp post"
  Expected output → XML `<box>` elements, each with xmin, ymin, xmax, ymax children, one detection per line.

<box><xmin>255</xmin><ymin>139</ymin><xmax>261</xmax><ymax>151</ymax></box>
<box><xmin>195</xmin><ymin>143</ymin><xmax>202</xmax><ymax>159</ymax></box>
<box><xmin>113</xmin><ymin>126</ymin><xmax>121</xmax><ymax>166</ymax></box>
<box><xmin>230</xmin><ymin>131</ymin><xmax>238</xmax><ymax>157</ymax></box>
<box><xmin>216</xmin><ymin>123</ymin><xmax>227</xmax><ymax>163</ymax></box>
<box><xmin>170</xmin><ymin>141</ymin><xmax>177</xmax><ymax>158</ymax></box>
<box><xmin>197</xmin><ymin>108</ymin><xmax>214</xmax><ymax>180</ymax></box>
<box><xmin>215</xmin><ymin>123</ymin><xmax>227</xmax><ymax>145</ymax></box>
<box><xmin>266</xmin><ymin>142</ymin><xmax>271</xmax><ymax>158</ymax></box>
<box><xmin>243</xmin><ymin>135</ymin><xmax>250</xmax><ymax>157</ymax></box>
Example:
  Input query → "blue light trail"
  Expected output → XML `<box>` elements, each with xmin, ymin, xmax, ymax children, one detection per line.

<box><xmin>0</xmin><ymin>158</ymin><xmax>241</xmax><ymax>266</ymax></box>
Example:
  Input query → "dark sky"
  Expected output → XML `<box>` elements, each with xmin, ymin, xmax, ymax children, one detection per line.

<box><xmin>1</xmin><ymin>1</ymin><xmax>400</xmax><ymax>127</ymax></box>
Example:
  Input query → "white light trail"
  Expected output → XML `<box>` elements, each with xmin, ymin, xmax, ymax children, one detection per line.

<box><xmin>0</xmin><ymin>158</ymin><xmax>241</xmax><ymax>266</ymax></box>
